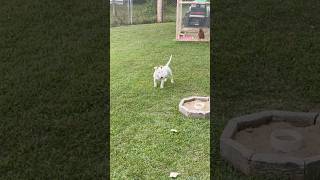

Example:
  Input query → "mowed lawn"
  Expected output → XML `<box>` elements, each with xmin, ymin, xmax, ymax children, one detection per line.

<box><xmin>111</xmin><ymin>23</ymin><xmax>210</xmax><ymax>179</ymax></box>
<box><xmin>0</xmin><ymin>0</ymin><xmax>107</xmax><ymax>179</ymax></box>
<box><xmin>212</xmin><ymin>0</ymin><xmax>320</xmax><ymax>179</ymax></box>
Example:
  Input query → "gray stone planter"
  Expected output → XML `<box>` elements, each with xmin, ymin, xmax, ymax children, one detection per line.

<box><xmin>179</xmin><ymin>96</ymin><xmax>210</xmax><ymax>119</ymax></box>
<box><xmin>220</xmin><ymin>111</ymin><xmax>320</xmax><ymax>179</ymax></box>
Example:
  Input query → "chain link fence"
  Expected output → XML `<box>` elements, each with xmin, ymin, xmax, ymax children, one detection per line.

<box><xmin>110</xmin><ymin>0</ymin><xmax>177</xmax><ymax>27</ymax></box>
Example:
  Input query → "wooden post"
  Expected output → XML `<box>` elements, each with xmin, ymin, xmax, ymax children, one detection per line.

<box><xmin>112</xmin><ymin>0</ymin><xmax>116</xmax><ymax>16</ymax></box>
<box><xmin>175</xmin><ymin>0</ymin><xmax>182</xmax><ymax>40</ymax></box>
<box><xmin>157</xmin><ymin>0</ymin><xmax>163</xmax><ymax>23</ymax></box>
<box><xmin>130</xmin><ymin>0</ymin><xmax>133</xmax><ymax>24</ymax></box>
<box><xmin>127</xmin><ymin>0</ymin><xmax>130</xmax><ymax>24</ymax></box>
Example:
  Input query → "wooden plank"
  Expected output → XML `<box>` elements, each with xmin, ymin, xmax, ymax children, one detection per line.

<box><xmin>176</xmin><ymin>38</ymin><xmax>210</xmax><ymax>42</ymax></box>
<box><xmin>181</xmin><ymin>27</ymin><xmax>209</xmax><ymax>32</ymax></box>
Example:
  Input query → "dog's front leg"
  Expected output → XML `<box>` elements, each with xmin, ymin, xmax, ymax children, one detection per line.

<box><xmin>153</xmin><ymin>78</ymin><xmax>157</xmax><ymax>88</ymax></box>
<box><xmin>160</xmin><ymin>80</ymin><xmax>164</xmax><ymax>89</ymax></box>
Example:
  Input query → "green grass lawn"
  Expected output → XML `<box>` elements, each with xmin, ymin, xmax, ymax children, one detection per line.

<box><xmin>212</xmin><ymin>0</ymin><xmax>320</xmax><ymax>179</ymax></box>
<box><xmin>0</xmin><ymin>0</ymin><xmax>107</xmax><ymax>178</ymax></box>
<box><xmin>111</xmin><ymin>23</ymin><xmax>210</xmax><ymax>179</ymax></box>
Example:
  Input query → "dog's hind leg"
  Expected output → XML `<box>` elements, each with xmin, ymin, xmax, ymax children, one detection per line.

<box><xmin>168</xmin><ymin>68</ymin><xmax>174</xmax><ymax>83</ymax></box>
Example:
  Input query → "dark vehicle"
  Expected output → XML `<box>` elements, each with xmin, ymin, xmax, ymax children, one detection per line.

<box><xmin>183</xmin><ymin>2</ymin><xmax>210</xmax><ymax>27</ymax></box>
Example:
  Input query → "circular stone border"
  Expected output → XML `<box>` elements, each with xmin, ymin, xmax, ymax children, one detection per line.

<box><xmin>220</xmin><ymin>111</ymin><xmax>320</xmax><ymax>179</ymax></box>
<box><xmin>179</xmin><ymin>96</ymin><xmax>210</xmax><ymax>119</ymax></box>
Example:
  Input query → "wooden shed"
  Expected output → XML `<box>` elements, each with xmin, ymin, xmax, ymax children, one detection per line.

<box><xmin>176</xmin><ymin>0</ymin><xmax>210</xmax><ymax>42</ymax></box>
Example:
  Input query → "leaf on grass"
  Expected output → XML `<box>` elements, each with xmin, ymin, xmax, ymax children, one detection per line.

<box><xmin>169</xmin><ymin>172</ymin><xmax>180</xmax><ymax>178</ymax></box>
<box><xmin>170</xmin><ymin>129</ymin><xmax>178</xmax><ymax>133</ymax></box>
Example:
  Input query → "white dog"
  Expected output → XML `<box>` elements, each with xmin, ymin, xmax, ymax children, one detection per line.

<box><xmin>153</xmin><ymin>55</ymin><xmax>174</xmax><ymax>89</ymax></box>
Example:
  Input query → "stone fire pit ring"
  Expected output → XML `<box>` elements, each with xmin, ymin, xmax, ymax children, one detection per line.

<box><xmin>220</xmin><ymin>111</ymin><xmax>320</xmax><ymax>179</ymax></box>
<box><xmin>179</xmin><ymin>96</ymin><xmax>210</xmax><ymax>119</ymax></box>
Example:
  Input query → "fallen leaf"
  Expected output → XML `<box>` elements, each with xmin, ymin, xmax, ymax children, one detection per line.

<box><xmin>170</xmin><ymin>129</ymin><xmax>178</xmax><ymax>133</ymax></box>
<box><xmin>169</xmin><ymin>172</ymin><xmax>180</xmax><ymax>178</ymax></box>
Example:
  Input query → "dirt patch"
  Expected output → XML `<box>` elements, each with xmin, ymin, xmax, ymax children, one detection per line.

<box><xmin>234</xmin><ymin>121</ymin><xmax>320</xmax><ymax>158</ymax></box>
<box><xmin>183</xmin><ymin>99</ymin><xmax>210</xmax><ymax>112</ymax></box>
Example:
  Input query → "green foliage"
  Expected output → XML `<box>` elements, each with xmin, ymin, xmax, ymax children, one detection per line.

<box><xmin>212</xmin><ymin>0</ymin><xmax>320</xmax><ymax>179</ymax></box>
<box><xmin>144</xmin><ymin>0</ymin><xmax>156</xmax><ymax>17</ymax></box>
<box><xmin>0</xmin><ymin>0</ymin><xmax>107</xmax><ymax>178</ymax></box>
<box><xmin>110</xmin><ymin>0</ymin><xmax>176</xmax><ymax>26</ymax></box>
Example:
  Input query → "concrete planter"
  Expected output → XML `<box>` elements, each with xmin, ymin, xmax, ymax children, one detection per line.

<box><xmin>220</xmin><ymin>111</ymin><xmax>320</xmax><ymax>179</ymax></box>
<box><xmin>179</xmin><ymin>96</ymin><xmax>210</xmax><ymax>119</ymax></box>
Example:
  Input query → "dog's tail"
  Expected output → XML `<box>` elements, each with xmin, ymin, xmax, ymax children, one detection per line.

<box><xmin>165</xmin><ymin>55</ymin><xmax>172</xmax><ymax>66</ymax></box>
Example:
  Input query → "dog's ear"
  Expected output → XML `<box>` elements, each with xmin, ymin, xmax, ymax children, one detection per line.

<box><xmin>154</xmin><ymin>66</ymin><xmax>158</xmax><ymax>70</ymax></box>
